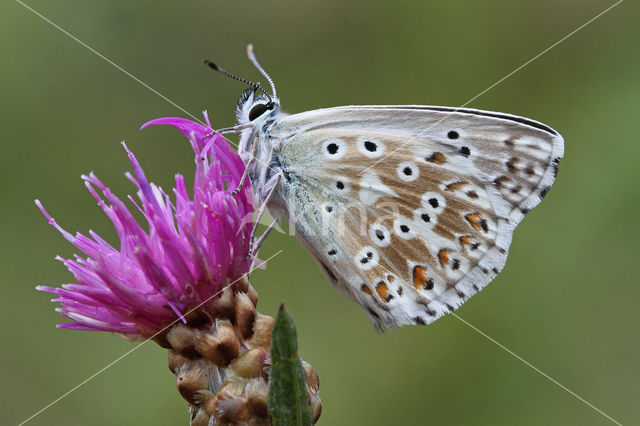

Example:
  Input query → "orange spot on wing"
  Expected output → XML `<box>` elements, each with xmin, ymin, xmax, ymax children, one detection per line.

<box><xmin>387</xmin><ymin>275</ymin><xmax>395</xmax><ymax>283</ymax></box>
<box><xmin>445</xmin><ymin>181</ymin><xmax>468</xmax><ymax>191</ymax></box>
<box><xmin>361</xmin><ymin>284</ymin><xmax>373</xmax><ymax>296</ymax></box>
<box><xmin>412</xmin><ymin>266</ymin><xmax>433</xmax><ymax>290</ymax></box>
<box><xmin>465</xmin><ymin>213</ymin><xmax>482</xmax><ymax>231</ymax></box>
<box><xmin>375</xmin><ymin>282</ymin><xmax>390</xmax><ymax>302</ymax></box>
<box><xmin>438</xmin><ymin>249</ymin><xmax>450</xmax><ymax>267</ymax></box>
<box><xmin>459</xmin><ymin>236</ymin><xmax>472</xmax><ymax>246</ymax></box>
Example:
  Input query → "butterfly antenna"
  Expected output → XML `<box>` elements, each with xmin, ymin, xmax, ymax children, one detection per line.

<box><xmin>247</xmin><ymin>44</ymin><xmax>277</xmax><ymax>98</ymax></box>
<box><xmin>203</xmin><ymin>60</ymin><xmax>273</xmax><ymax>103</ymax></box>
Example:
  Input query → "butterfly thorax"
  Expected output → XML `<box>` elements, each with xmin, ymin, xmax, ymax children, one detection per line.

<box><xmin>236</xmin><ymin>89</ymin><xmax>285</xmax><ymax>205</ymax></box>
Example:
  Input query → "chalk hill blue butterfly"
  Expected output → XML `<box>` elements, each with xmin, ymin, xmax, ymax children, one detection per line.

<box><xmin>209</xmin><ymin>46</ymin><xmax>563</xmax><ymax>330</ymax></box>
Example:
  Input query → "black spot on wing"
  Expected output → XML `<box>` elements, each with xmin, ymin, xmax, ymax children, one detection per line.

<box><xmin>414</xmin><ymin>316</ymin><xmax>427</xmax><ymax>325</ymax></box>
<box><xmin>321</xmin><ymin>262</ymin><xmax>338</xmax><ymax>282</ymax></box>
<box><xmin>539</xmin><ymin>186</ymin><xmax>551</xmax><ymax>199</ymax></box>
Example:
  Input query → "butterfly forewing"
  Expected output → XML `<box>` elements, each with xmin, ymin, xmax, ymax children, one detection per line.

<box><xmin>270</xmin><ymin>106</ymin><xmax>563</xmax><ymax>328</ymax></box>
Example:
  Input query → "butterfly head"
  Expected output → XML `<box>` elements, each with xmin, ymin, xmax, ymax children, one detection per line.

<box><xmin>236</xmin><ymin>88</ymin><xmax>280</xmax><ymax>126</ymax></box>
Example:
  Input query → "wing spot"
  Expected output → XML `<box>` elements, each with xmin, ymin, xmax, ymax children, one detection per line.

<box><xmin>428</xmin><ymin>198</ymin><xmax>439</xmax><ymax>208</ymax></box>
<box><xmin>321</xmin><ymin>262</ymin><xmax>338</xmax><ymax>282</ymax></box>
<box><xmin>524</xmin><ymin>165</ymin><xmax>535</xmax><ymax>176</ymax></box>
<box><xmin>445</xmin><ymin>181</ymin><xmax>468</xmax><ymax>191</ymax></box>
<box><xmin>493</xmin><ymin>176</ymin><xmax>511</xmax><ymax>189</ymax></box>
<box><xmin>325</xmin><ymin>205</ymin><xmax>333</xmax><ymax>213</ymax></box>
<box><xmin>413</xmin><ymin>266</ymin><xmax>434</xmax><ymax>290</ymax></box>
<box><xmin>445</xmin><ymin>304</ymin><xmax>454</xmax><ymax>312</ymax></box>
<box><xmin>375</xmin><ymin>282</ymin><xmax>394</xmax><ymax>302</ymax></box>
<box><xmin>327</xmin><ymin>249</ymin><xmax>337</xmax><ymax>256</ymax></box>
<box><xmin>361</xmin><ymin>284</ymin><xmax>374</xmax><ymax>296</ymax></box>
<box><xmin>540</xmin><ymin>186</ymin><xmax>551</xmax><ymax>199</ymax></box>
<box><xmin>421</xmin><ymin>213</ymin><xmax>431</xmax><ymax>223</ymax></box>
<box><xmin>553</xmin><ymin>157</ymin><xmax>561</xmax><ymax>177</ymax></box>
<box><xmin>459</xmin><ymin>235</ymin><xmax>472</xmax><ymax>246</ymax></box>
<box><xmin>397</xmin><ymin>287</ymin><xmax>403</xmax><ymax>296</ymax></box>
<box><xmin>438</xmin><ymin>249</ymin><xmax>450</xmax><ymax>267</ymax></box>
<box><xmin>360</xmin><ymin>250</ymin><xmax>374</xmax><ymax>264</ymax></box>
<box><xmin>466</xmin><ymin>190</ymin><xmax>479</xmax><ymax>199</ymax></box>
<box><xmin>451</xmin><ymin>259</ymin><xmax>461</xmax><ymax>270</ymax></box>
<box><xmin>465</xmin><ymin>213</ymin><xmax>483</xmax><ymax>232</ymax></box>
<box><xmin>326</xmin><ymin>143</ymin><xmax>339</xmax><ymax>154</ymax></box>
<box><xmin>375</xmin><ymin>230</ymin><xmax>385</xmax><ymax>241</ymax></box>
<box><xmin>367</xmin><ymin>307</ymin><xmax>380</xmax><ymax>319</ymax></box>
<box><xmin>506</xmin><ymin>157</ymin><xmax>520</xmax><ymax>173</ymax></box>
<box><xmin>511</xmin><ymin>185</ymin><xmax>522</xmax><ymax>194</ymax></box>
<box><xmin>414</xmin><ymin>316</ymin><xmax>427</xmax><ymax>325</ymax></box>
<box><xmin>459</xmin><ymin>146</ymin><xmax>471</xmax><ymax>157</ymax></box>
<box><xmin>336</xmin><ymin>181</ymin><xmax>345</xmax><ymax>190</ymax></box>
<box><xmin>364</xmin><ymin>141</ymin><xmax>377</xmax><ymax>152</ymax></box>
<box><xmin>426</xmin><ymin>152</ymin><xmax>446</xmax><ymax>165</ymax></box>
<box><xmin>447</xmin><ymin>130</ymin><xmax>459</xmax><ymax>140</ymax></box>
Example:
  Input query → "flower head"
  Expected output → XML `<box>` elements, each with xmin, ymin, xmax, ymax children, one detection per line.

<box><xmin>37</xmin><ymin>113</ymin><xmax>253</xmax><ymax>338</ymax></box>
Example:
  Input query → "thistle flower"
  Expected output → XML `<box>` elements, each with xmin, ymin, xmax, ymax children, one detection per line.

<box><xmin>37</xmin><ymin>112</ymin><xmax>253</xmax><ymax>339</ymax></box>
<box><xmin>37</xmin><ymin>113</ymin><xmax>321</xmax><ymax>424</ymax></box>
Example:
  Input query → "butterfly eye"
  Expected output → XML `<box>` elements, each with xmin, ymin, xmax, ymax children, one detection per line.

<box><xmin>248</xmin><ymin>103</ymin><xmax>269</xmax><ymax>121</ymax></box>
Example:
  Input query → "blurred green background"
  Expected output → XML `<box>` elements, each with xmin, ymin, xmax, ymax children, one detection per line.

<box><xmin>2</xmin><ymin>0</ymin><xmax>638</xmax><ymax>424</ymax></box>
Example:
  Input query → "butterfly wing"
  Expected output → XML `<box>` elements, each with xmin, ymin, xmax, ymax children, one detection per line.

<box><xmin>270</xmin><ymin>106</ymin><xmax>563</xmax><ymax>329</ymax></box>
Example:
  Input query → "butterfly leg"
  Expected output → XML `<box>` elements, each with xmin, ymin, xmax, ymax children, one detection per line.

<box><xmin>248</xmin><ymin>173</ymin><xmax>282</xmax><ymax>258</ymax></box>
<box><xmin>230</xmin><ymin>158</ymin><xmax>254</xmax><ymax>195</ymax></box>
<box><xmin>250</xmin><ymin>217</ymin><xmax>279</xmax><ymax>267</ymax></box>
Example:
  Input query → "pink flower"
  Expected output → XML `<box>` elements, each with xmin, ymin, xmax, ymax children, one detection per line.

<box><xmin>37</xmin><ymin>113</ymin><xmax>253</xmax><ymax>338</ymax></box>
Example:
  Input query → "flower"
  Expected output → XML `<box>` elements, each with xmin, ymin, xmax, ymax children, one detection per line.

<box><xmin>37</xmin><ymin>113</ymin><xmax>253</xmax><ymax>339</ymax></box>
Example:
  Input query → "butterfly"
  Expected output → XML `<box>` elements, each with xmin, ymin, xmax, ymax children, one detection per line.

<box><xmin>208</xmin><ymin>46</ymin><xmax>563</xmax><ymax>330</ymax></box>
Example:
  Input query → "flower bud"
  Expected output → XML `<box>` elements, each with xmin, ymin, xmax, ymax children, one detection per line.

<box><xmin>195</xmin><ymin>320</ymin><xmax>240</xmax><ymax>367</ymax></box>
<box><xmin>168</xmin><ymin>349</ymin><xmax>190</xmax><ymax>373</ymax></box>
<box><xmin>166</xmin><ymin>323</ymin><xmax>199</xmax><ymax>358</ymax></box>
<box><xmin>246</xmin><ymin>282</ymin><xmax>259</xmax><ymax>307</ymax></box>
<box><xmin>176</xmin><ymin>359</ymin><xmax>210</xmax><ymax>405</ymax></box>
<box><xmin>310</xmin><ymin>389</ymin><xmax>322</xmax><ymax>424</ymax></box>
<box><xmin>202</xmin><ymin>393</ymin><xmax>218</xmax><ymax>417</ymax></box>
<box><xmin>234</xmin><ymin>292</ymin><xmax>256</xmax><ymax>339</ymax></box>
<box><xmin>245</xmin><ymin>379</ymin><xmax>269</xmax><ymax>421</ymax></box>
<box><xmin>229</xmin><ymin>348</ymin><xmax>268</xmax><ymax>378</ymax></box>
<box><xmin>235</xmin><ymin>275</ymin><xmax>250</xmax><ymax>294</ymax></box>
<box><xmin>215</xmin><ymin>397</ymin><xmax>250</xmax><ymax>424</ymax></box>
<box><xmin>212</xmin><ymin>287</ymin><xmax>234</xmax><ymax>321</ymax></box>
<box><xmin>302</xmin><ymin>360</ymin><xmax>320</xmax><ymax>391</ymax></box>
<box><xmin>248</xmin><ymin>313</ymin><xmax>274</xmax><ymax>348</ymax></box>
<box><xmin>189</xmin><ymin>406</ymin><xmax>210</xmax><ymax>426</ymax></box>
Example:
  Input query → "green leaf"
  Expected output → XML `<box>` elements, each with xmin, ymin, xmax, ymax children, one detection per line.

<box><xmin>268</xmin><ymin>304</ymin><xmax>313</xmax><ymax>426</ymax></box>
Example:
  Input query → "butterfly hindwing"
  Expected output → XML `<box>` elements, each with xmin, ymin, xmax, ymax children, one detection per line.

<box><xmin>270</xmin><ymin>106</ymin><xmax>563</xmax><ymax>329</ymax></box>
